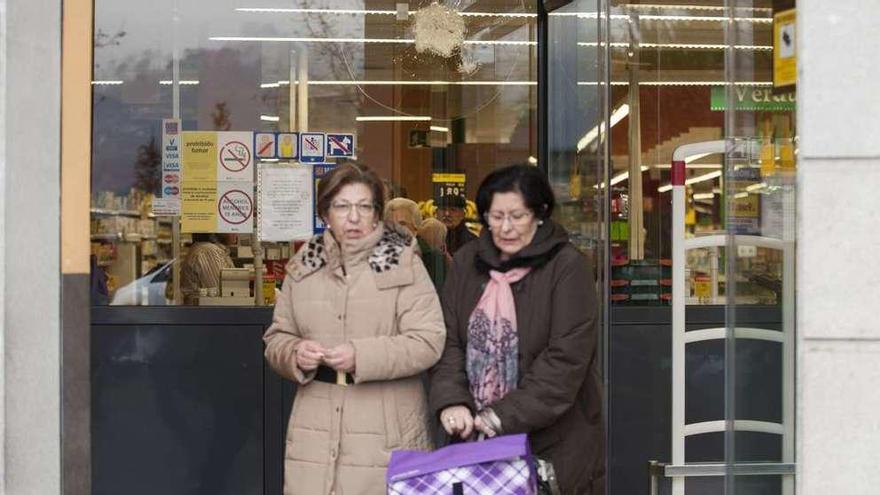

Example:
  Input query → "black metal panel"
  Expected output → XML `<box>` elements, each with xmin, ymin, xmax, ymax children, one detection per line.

<box><xmin>608</xmin><ymin>306</ymin><xmax>783</xmax><ymax>495</ymax></box>
<box><xmin>92</xmin><ymin>308</ymin><xmax>275</xmax><ymax>495</ymax></box>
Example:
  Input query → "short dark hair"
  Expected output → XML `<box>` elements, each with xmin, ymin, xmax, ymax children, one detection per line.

<box><xmin>316</xmin><ymin>163</ymin><xmax>385</xmax><ymax>220</ymax></box>
<box><xmin>475</xmin><ymin>164</ymin><xmax>555</xmax><ymax>227</ymax></box>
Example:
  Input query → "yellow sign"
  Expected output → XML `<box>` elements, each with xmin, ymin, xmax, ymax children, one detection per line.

<box><xmin>182</xmin><ymin>132</ymin><xmax>217</xmax><ymax>182</ymax></box>
<box><xmin>694</xmin><ymin>276</ymin><xmax>712</xmax><ymax>300</ymax></box>
<box><xmin>181</xmin><ymin>181</ymin><xmax>218</xmax><ymax>233</ymax></box>
<box><xmin>432</xmin><ymin>173</ymin><xmax>466</xmax><ymax>184</ymax></box>
<box><xmin>773</xmin><ymin>9</ymin><xmax>797</xmax><ymax>88</ymax></box>
<box><xmin>432</xmin><ymin>173</ymin><xmax>466</xmax><ymax>201</ymax></box>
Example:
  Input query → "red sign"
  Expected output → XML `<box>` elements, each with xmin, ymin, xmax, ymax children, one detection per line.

<box><xmin>217</xmin><ymin>189</ymin><xmax>253</xmax><ymax>225</ymax></box>
<box><xmin>219</xmin><ymin>141</ymin><xmax>251</xmax><ymax>173</ymax></box>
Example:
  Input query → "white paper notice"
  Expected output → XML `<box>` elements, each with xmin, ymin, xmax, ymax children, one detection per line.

<box><xmin>259</xmin><ymin>165</ymin><xmax>314</xmax><ymax>242</ymax></box>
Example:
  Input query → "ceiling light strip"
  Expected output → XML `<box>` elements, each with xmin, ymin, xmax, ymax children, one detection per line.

<box><xmin>210</xmin><ymin>36</ymin><xmax>534</xmax><ymax>46</ymax></box>
<box><xmin>577</xmin><ymin>81</ymin><xmax>773</xmax><ymax>87</ymax></box>
<box><xmin>577</xmin><ymin>42</ymin><xmax>772</xmax><ymax>50</ymax></box>
<box><xmin>355</xmin><ymin>116</ymin><xmax>432</xmax><ymax>122</ymax></box>
<box><xmin>235</xmin><ymin>7</ymin><xmax>536</xmax><ymax>18</ymax></box>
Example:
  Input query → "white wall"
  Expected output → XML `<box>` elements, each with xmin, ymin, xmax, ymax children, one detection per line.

<box><xmin>2</xmin><ymin>0</ymin><xmax>62</xmax><ymax>492</ymax></box>
<box><xmin>798</xmin><ymin>1</ymin><xmax>880</xmax><ymax>493</ymax></box>
<box><xmin>0</xmin><ymin>0</ymin><xmax>7</xmax><ymax>486</ymax></box>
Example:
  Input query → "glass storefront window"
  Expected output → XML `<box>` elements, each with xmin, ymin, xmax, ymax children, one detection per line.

<box><xmin>602</xmin><ymin>1</ymin><xmax>793</xmax><ymax>308</ymax></box>
<box><xmin>91</xmin><ymin>0</ymin><xmax>539</xmax><ymax>306</ymax></box>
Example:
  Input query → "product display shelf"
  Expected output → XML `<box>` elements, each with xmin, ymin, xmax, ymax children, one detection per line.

<box><xmin>91</xmin><ymin>208</ymin><xmax>141</xmax><ymax>217</ymax></box>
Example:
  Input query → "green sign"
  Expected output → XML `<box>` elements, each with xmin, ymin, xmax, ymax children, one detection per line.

<box><xmin>711</xmin><ymin>86</ymin><xmax>796</xmax><ymax>111</ymax></box>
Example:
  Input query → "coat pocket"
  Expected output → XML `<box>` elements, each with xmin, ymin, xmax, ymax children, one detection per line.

<box><xmin>382</xmin><ymin>384</ymin><xmax>401</xmax><ymax>449</ymax></box>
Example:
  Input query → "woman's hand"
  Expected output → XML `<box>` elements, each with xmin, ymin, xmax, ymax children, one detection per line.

<box><xmin>295</xmin><ymin>340</ymin><xmax>326</xmax><ymax>371</ymax></box>
<box><xmin>474</xmin><ymin>408</ymin><xmax>502</xmax><ymax>438</ymax></box>
<box><xmin>440</xmin><ymin>405</ymin><xmax>475</xmax><ymax>439</ymax></box>
<box><xmin>324</xmin><ymin>343</ymin><xmax>356</xmax><ymax>374</ymax></box>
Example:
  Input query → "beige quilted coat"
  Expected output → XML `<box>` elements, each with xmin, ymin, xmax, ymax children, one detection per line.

<box><xmin>264</xmin><ymin>225</ymin><xmax>445</xmax><ymax>495</ymax></box>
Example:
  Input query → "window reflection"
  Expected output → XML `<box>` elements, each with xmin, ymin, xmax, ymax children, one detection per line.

<box><xmin>606</xmin><ymin>0</ymin><xmax>793</xmax><ymax>306</ymax></box>
<box><xmin>91</xmin><ymin>0</ymin><xmax>538</xmax><ymax>306</ymax></box>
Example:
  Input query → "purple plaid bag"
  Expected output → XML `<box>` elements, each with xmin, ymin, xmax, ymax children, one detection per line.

<box><xmin>386</xmin><ymin>434</ymin><xmax>537</xmax><ymax>495</ymax></box>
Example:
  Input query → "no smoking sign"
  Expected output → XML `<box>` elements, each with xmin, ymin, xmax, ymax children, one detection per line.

<box><xmin>220</xmin><ymin>141</ymin><xmax>251</xmax><ymax>173</ymax></box>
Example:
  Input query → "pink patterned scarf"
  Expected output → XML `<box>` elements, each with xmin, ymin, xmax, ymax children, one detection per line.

<box><xmin>466</xmin><ymin>267</ymin><xmax>531</xmax><ymax>410</ymax></box>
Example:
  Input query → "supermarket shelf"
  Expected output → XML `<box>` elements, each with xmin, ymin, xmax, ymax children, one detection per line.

<box><xmin>91</xmin><ymin>233</ymin><xmax>146</xmax><ymax>242</ymax></box>
<box><xmin>91</xmin><ymin>208</ymin><xmax>141</xmax><ymax>217</ymax></box>
<box><xmin>91</xmin><ymin>233</ymin><xmax>120</xmax><ymax>241</ymax></box>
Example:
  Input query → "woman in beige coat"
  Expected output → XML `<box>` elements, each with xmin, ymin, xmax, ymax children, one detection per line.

<box><xmin>264</xmin><ymin>164</ymin><xmax>446</xmax><ymax>495</ymax></box>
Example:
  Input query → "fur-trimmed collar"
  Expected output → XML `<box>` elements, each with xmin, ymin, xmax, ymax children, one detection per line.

<box><xmin>288</xmin><ymin>224</ymin><xmax>416</xmax><ymax>288</ymax></box>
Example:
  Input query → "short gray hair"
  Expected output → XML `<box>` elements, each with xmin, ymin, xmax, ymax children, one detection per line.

<box><xmin>383</xmin><ymin>197</ymin><xmax>422</xmax><ymax>225</ymax></box>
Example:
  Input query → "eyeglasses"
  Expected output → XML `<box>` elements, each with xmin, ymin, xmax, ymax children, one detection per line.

<box><xmin>484</xmin><ymin>209</ymin><xmax>534</xmax><ymax>227</ymax></box>
<box><xmin>329</xmin><ymin>202</ymin><xmax>375</xmax><ymax>218</ymax></box>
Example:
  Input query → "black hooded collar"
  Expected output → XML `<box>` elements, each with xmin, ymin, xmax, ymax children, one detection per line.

<box><xmin>475</xmin><ymin>220</ymin><xmax>569</xmax><ymax>274</ymax></box>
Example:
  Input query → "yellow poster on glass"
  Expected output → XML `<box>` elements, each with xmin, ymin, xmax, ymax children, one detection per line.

<box><xmin>773</xmin><ymin>9</ymin><xmax>797</xmax><ymax>88</ymax></box>
<box><xmin>182</xmin><ymin>132</ymin><xmax>218</xmax><ymax>182</ymax></box>
<box><xmin>181</xmin><ymin>181</ymin><xmax>218</xmax><ymax>233</ymax></box>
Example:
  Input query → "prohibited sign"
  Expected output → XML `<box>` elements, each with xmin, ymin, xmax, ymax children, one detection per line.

<box><xmin>219</xmin><ymin>141</ymin><xmax>252</xmax><ymax>173</ymax></box>
<box><xmin>218</xmin><ymin>189</ymin><xmax>254</xmax><ymax>226</ymax></box>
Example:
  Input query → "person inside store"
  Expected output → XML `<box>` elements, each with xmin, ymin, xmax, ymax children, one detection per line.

<box><xmin>173</xmin><ymin>233</ymin><xmax>236</xmax><ymax>305</ymax></box>
<box><xmin>263</xmin><ymin>163</ymin><xmax>446</xmax><ymax>495</ymax></box>
<box><xmin>418</xmin><ymin>217</ymin><xmax>452</xmax><ymax>267</ymax></box>
<box><xmin>429</xmin><ymin>164</ymin><xmax>605</xmax><ymax>494</ymax></box>
<box><xmin>384</xmin><ymin>197</ymin><xmax>448</xmax><ymax>290</ymax></box>
<box><xmin>435</xmin><ymin>194</ymin><xmax>477</xmax><ymax>255</ymax></box>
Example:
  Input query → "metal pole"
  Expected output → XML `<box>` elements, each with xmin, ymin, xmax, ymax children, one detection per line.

<box><xmin>171</xmin><ymin>0</ymin><xmax>182</xmax><ymax>305</ymax></box>
<box><xmin>289</xmin><ymin>49</ymin><xmax>297</xmax><ymax>132</ymax></box>
<box><xmin>297</xmin><ymin>46</ymin><xmax>309</xmax><ymax>132</ymax></box>
<box><xmin>671</xmin><ymin>155</ymin><xmax>686</xmax><ymax>495</ymax></box>
<box><xmin>649</xmin><ymin>461</ymin><xmax>660</xmax><ymax>495</ymax></box>
<box><xmin>627</xmin><ymin>14</ymin><xmax>644</xmax><ymax>260</ymax></box>
<box><xmin>723</xmin><ymin>3</ymin><xmax>739</xmax><ymax>489</ymax></box>
<box><xmin>781</xmin><ymin>164</ymin><xmax>797</xmax><ymax>495</ymax></box>
<box><xmin>536</xmin><ymin>0</ymin><xmax>549</xmax><ymax>172</ymax></box>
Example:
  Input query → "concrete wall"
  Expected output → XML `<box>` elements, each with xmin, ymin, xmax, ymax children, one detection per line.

<box><xmin>2</xmin><ymin>0</ymin><xmax>63</xmax><ymax>492</ymax></box>
<box><xmin>797</xmin><ymin>1</ymin><xmax>880</xmax><ymax>493</ymax></box>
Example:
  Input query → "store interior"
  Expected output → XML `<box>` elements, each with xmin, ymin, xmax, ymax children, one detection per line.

<box><xmin>90</xmin><ymin>0</ymin><xmax>794</xmax><ymax>307</ymax></box>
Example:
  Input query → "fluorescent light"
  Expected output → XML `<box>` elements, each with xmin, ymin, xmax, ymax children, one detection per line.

<box><xmin>626</xmin><ymin>4</ymin><xmax>771</xmax><ymax>13</ymax></box>
<box><xmin>610</xmin><ymin>166</ymin><xmax>651</xmax><ymax>186</ymax></box>
<box><xmin>686</xmin><ymin>171</ymin><xmax>722</xmax><ymax>185</ymax></box>
<box><xmin>235</xmin><ymin>7</ymin><xmax>536</xmax><ymax>18</ymax></box>
<box><xmin>577</xmin><ymin>81</ymin><xmax>773</xmax><ymax>87</ymax></box>
<box><xmin>734</xmin><ymin>192</ymin><xmax>749</xmax><ymax>199</ymax></box>
<box><xmin>577</xmin><ymin>104</ymin><xmax>629</xmax><ymax>152</ymax></box>
<box><xmin>264</xmin><ymin>80</ymin><xmax>535</xmax><ymax>86</ymax></box>
<box><xmin>745</xmin><ymin>182</ymin><xmax>767</xmax><ymax>192</ymax></box>
<box><xmin>159</xmin><ymin>80</ymin><xmax>200</xmax><ymax>85</ymax></box>
<box><xmin>356</xmin><ymin>116</ymin><xmax>432</xmax><ymax>122</ymax></box>
<box><xmin>210</xmin><ymin>36</ymin><xmax>535</xmax><ymax>46</ymax></box>
<box><xmin>91</xmin><ymin>80</ymin><xmax>124</xmax><ymax>85</ymax></box>
<box><xmin>638</xmin><ymin>14</ymin><xmax>772</xmax><ymax>23</ymax></box>
<box><xmin>577</xmin><ymin>42</ymin><xmax>772</xmax><ymax>51</ymax></box>
<box><xmin>654</xmin><ymin>163</ymin><xmax>722</xmax><ymax>169</ymax></box>
<box><xmin>595</xmin><ymin>165</ymin><xmax>649</xmax><ymax>189</ymax></box>
<box><xmin>658</xmin><ymin>171</ymin><xmax>722</xmax><ymax>193</ymax></box>
<box><xmin>693</xmin><ymin>192</ymin><xmax>715</xmax><ymax>200</ymax></box>
<box><xmin>430</xmin><ymin>126</ymin><xmax>449</xmax><ymax>132</ymax></box>
<box><xmin>260</xmin><ymin>115</ymin><xmax>280</xmax><ymax>122</ymax></box>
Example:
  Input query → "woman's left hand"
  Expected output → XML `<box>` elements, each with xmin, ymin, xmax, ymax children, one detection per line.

<box><xmin>323</xmin><ymin>343</ymin><xmax>356</xmax><ymax>374</ymax></box>
<box><xmin>474</xmin><ymin>409</ymin><xmax>502</xmax><ymax>438</ymax></box>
